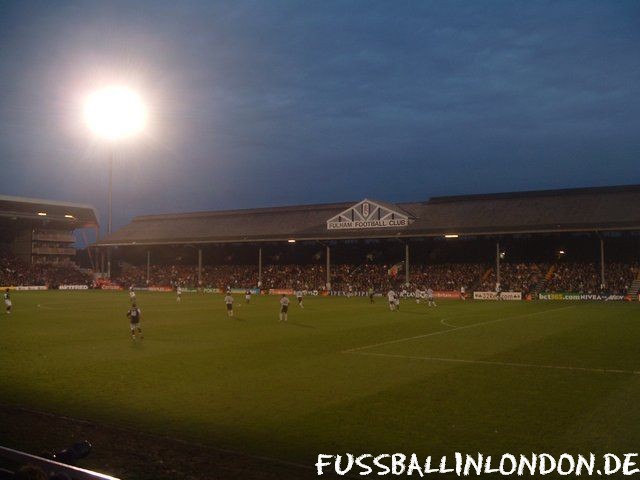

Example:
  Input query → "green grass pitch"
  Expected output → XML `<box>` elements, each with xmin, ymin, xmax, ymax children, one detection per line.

<box><xmin>1</xmin><ymin>291</ymin><xmax>639</xmax><ymax>467</ymax></box>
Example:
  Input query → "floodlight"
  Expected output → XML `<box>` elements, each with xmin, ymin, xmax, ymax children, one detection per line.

<box><xmin>37</xmin><ymin>212</ymin><xmax>47</xmax><ymax>216</ymax></box>
<box><xmin>288</xmin><ymin>239</ymin><xmax>296</xmax><ymax>243</ymax></box>
<box><xmin>444</xmin><ymin>234</ymin><xmax>458</xmax><ymax>239</ymax></box>
<box><xmin>84</xmin><ymin>86</ymin><xmax>147</xmax><ymax>140</ymax></box>
<box><xmin>64</xmin><ymin>214</ymin><xmax>75</xmax><ymax>219</ymax></box>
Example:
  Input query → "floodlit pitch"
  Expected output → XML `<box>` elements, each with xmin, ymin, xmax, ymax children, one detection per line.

<box><xmin>1</xmin><ymin>291</ymin><xmax>639</xmax><ymax>471</ymax></box>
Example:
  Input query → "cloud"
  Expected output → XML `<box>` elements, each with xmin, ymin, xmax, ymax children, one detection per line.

<box><xmin>0</xmin><ymin>0</ymin><xmax>638</xmax><ymax>230</ymax></box>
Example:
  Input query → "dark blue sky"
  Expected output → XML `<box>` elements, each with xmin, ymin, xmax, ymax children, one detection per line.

<box><xmin>1</xmin><ymin>1</ymin><xmax>639</xmax><ymax>234</ymax></box>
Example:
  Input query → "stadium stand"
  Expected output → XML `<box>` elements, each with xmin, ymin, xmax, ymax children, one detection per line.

<box><xmin>0</xmin><ymin>253</ymin><xmax>92</xmax><ymax>288</ymax></box>
<box><xmin>0</xmin><ymin>195</ymin><xmax>98</xmax><ymax>266</ymax></box>
<box><xmin>96</xmin><ymin>184</ymin><xmax>640</xmax><ymax>246</ymax></box>
<box><xmin>93</xmin><ymin>185</ymin><xmax>640</xmax><ymax>299</ymax></box>
<box><xmin>0</xmin><ymin>195</ymin><xmax>97</xmax><ymax>289</ymax></box>
<box><xmin>0</xmin><ymin>186</ymin><xmax>637</xmax><ymax>298</ymax></box>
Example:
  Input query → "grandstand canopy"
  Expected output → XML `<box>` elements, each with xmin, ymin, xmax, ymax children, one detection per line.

<box><xmin>0</xmin><ymin>194</ymin><xmax>99</xmax><ymax>229</ymax></box>
<box><xmin>96</xmin><ymin>185</ymin><xmax>640</xmax><ymax>247</ymax></box>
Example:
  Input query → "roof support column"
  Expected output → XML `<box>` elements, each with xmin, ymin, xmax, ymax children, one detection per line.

<box><xmin>106</xmin><ymin>152</ymin><xmax>113</xmax><ymax>279</ymax></box>
<box><xmin>600</xmin><ymin>236</ymin><xmax>605</xmax><ymax>289</ymax></box>
<box><xmin>107</xmin><ymin>152</ymin><xmax>114</xmax><ymax>236</ymax></box>
<box><xmin>198</xmin><ymin>248</ymin><xmax>203</xmax><ymax>288</ymax></box>
<box><xmin>258</xmin><ymin>247</ymin><xmax>262</xmax><ymax>288</ymax></box>
<box><xmin>496</xmin><ymin>241</ymin><xmax>501</xmax><ymax>289</ymax></box>
<box><xmin>405</xmin><ymin>242</ymin><xmax>410</xmax><ymax>286</ymax></box>
<box><xmin>92</xmin><ymin>226</ymin><xmax>99</xmax><ymax>271</ymax></box>
<box><xmin>146</xmin><ymin>250</ymin><xmax>151</xmax><ymax>286</ymax></box>
<box><xmin>326</xmin><ymin>245</ymin><xmax>331</xmax><ymax>291</ymax></box>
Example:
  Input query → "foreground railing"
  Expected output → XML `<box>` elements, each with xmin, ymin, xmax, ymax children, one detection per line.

<box><xmin>0</xmin><ymin>446</ymin><xmax>120</xmax><ymax>480</ymax></box>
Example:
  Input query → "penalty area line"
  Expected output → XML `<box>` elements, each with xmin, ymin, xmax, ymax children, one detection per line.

<box><xmin>36</xmin><ymin>304</ymin><xmax>57</xmax><ymax>310</ymax></box>
<box><xmin>342</xmin><ymin>305</ymin><xmax>575</xmax><ymax>354</ymax></box>
<box><xmin>440</xmin><ymin>318</ymin><xmax>458</xmax><ymax>328</ymax></box>
<box><xmin>347</xmin><ymin>351</ymin><xmax>640</xmax><ymax>376</ymax></box>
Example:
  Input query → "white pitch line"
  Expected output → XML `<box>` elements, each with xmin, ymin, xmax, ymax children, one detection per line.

<box><xmin>36</xmin><ymin>304</ymin><xmax>56</xmax><ymax>310</ymax></box>
<box><xmin>348</xmin><ymin>351</ymin><xmax>640</xmax><ymax>376</ymax></box>
<box><xmin>343</xmin><ymin>305</ymin><xmax>575</xmax><ymax>353</ymax></box>
<box><xmin>440</xmin><ymin>317</ymin><xmax>458</xmax><ymax>328</ymax></box>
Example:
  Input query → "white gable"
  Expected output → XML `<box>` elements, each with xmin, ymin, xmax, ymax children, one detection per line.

<box><xmin>327</xmin><ymin>199</ymin><xmax>412</xmax><ymax>230</ymax></box>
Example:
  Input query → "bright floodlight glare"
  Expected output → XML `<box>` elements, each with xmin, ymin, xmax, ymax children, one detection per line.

<box><xmin>84</xmin><ymin>86</ymin><xmax>147</xmax><ymax>140</ymax></box>
<box><xmin>444</xmin><ymin>234</ymin><xmax>459</xmax><ymax>238</ymax></box>
<box><xmin>287</xmin><ymin>239</ymin><xmax>296</xmax><ymax>243</ymax></box>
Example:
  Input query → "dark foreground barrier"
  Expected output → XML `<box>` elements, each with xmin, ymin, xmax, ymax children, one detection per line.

<box><xmin>0</xmin><ymin>445</ymin><xmax>119</xmax><ymax>480</ymax></box>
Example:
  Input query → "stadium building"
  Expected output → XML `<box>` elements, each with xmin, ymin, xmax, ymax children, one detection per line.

<box><xmin>0</xmin><ymin>195</ymin><xmax>98</xmax><ymax>264</ymax></box>
<box><xmin>96</xmin><ymin>184</ymin><xmax>640</xmax><ymax>298</ymax></box>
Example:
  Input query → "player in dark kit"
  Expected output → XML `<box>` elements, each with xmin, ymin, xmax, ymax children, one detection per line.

<box><xmin>127</xmin><ymin>303</ymin><xmax>143</xmax><ymax>340</ymax></box>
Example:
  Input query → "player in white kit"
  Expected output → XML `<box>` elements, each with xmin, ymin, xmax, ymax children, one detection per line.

<box><xmin>176</xmin><ymin>285</ymin><xmax>182</xmax><ymax>302</ymax></box>
<box><xmin>224</xmin><ymin>292</ymin><xmax>234</xmax><ymax>317</ymax></box>
<box><xmin>426</xmin><ymin>288</ymin><xmax>436</xmax><ymax>307</ymax></box>
<box><xmin>295</xmin><ymin>290</ymin><xmax>304</xmax><ymax>308</ymax></box>
<box><xmin>387</xmin><ymin>290</ymin><xmax>397</xmax><ymax>311</ymax></box>
<box><xmin>279</xmin><ymin>294</ymin><xmax>290</xmax><ymax>322</ymax></box>
<box><xmin>129</xmin><ymin>286</ymin><xmax>136</xmax><ymax>303</ymax></box>
<box><xmin>415</xmin><ymin>287</ymin><xmax>422</xmax><ymax>304</ymax></box>
<box><xmin>4</xmin><ymin>289</ymin><xmax>12</xmax><ymax>314</ymax></box>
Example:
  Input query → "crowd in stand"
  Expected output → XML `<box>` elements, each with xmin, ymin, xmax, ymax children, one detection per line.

<box><xmin>114</xmin><ymin>262</ymin><xmax>486</xmax><ymax>292</ymax></box>
<box><xmin>546</xmin><ymin>262</ymin><xmax>638</xmax><ymax>295</ymax></box>
<box><xmin>113</xmin><ymin>261</ymin><xmax>639</xmax><ymax>295</ymax></box>
<box><xmin>110</xmin><ymin>262</ymin><xmax>510</xmax><ymax>293</ymax></box>
<box><xmin>0</xmin><ymin>254</ymin><xmax>92</xmax><ymax>287</ymax></box>
<box><xmin>1</xmin><ymin>251</ymin><xmax>638</xmax><ymax>295</ymax></box>
<box><xmin>479</xmin><ymin>263</ymin><xmax>550</xmax><ymax>295</ymax></box>
<box><xmin>409</xmin><ymin>264</ymin><xmax>486</xmax><ymax>292</ymax></box>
